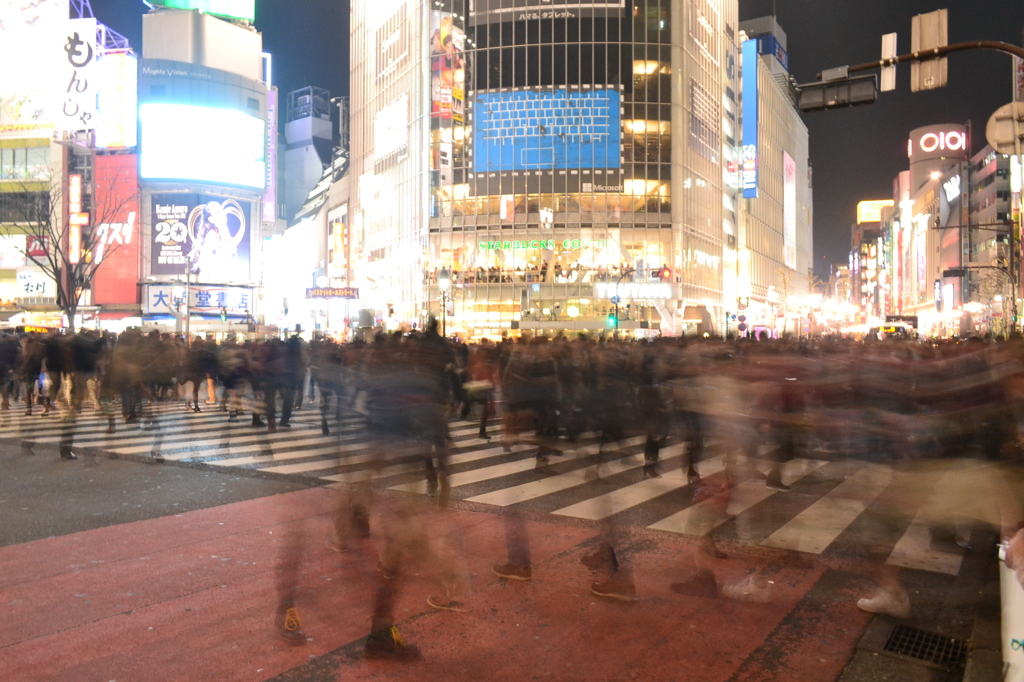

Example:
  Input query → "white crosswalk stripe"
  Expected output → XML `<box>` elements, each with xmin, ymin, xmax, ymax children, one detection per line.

<box><xmin>0</xmin><ymin>402</ymin><xmax>977</xmax><ymax>576</ymax></box>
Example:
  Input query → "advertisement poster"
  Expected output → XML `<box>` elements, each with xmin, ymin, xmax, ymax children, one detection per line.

<box><xmin>151</xmin><ymin>194</ymin><xmax>251</xmax><ymax>282</ymax></box>
<box><xmin>92</xmin><ymin>154</ymin><xmax>141</xmax><ymax>305</ymax></box>
<box><xmin>430</xmin><ymin>11</ymin><xmax>465</xmax><ymax>123</ymax></box>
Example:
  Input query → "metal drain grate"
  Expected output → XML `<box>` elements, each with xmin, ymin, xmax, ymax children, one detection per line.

<box><xmin>883</xmin><ymin>625</ymin><xmax>967</xmax><ymax>668</ymax></box>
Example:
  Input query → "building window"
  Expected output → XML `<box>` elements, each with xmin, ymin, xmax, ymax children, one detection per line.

<box><xmin>689</xmin><ymin>79</ymin><xmax>720</xmax><ymax>163</ymax></box>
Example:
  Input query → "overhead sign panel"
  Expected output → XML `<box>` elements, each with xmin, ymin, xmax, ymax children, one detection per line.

<box><xmin>150</xmin><ymin>0</ymin><xmax>255</xmax><ymax>22</ymax></box>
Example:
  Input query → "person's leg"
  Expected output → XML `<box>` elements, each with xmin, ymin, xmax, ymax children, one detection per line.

<box><xmin>478</xmin><ymin>390</ymin><xmax>491</xmax><ymax>439</ymax></box>
<box><xmin>493</xmin><ymin>512</ymin><xmax>532</xmax><ymax>580</ymax></box>
<box><xmin>280</xmin><ymin>380</ymin><xmax>295</xmax><ymax>426</ymax></box>
<box><xmin>22</xmin><ymin>378</ymin><xmax>35</xmax><ymax>415</ymax></box>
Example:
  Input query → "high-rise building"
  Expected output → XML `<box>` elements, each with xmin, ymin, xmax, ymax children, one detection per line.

<box><xmin>137</xmin><ymin>5</ymin><xmax>271</xmax><ymax>333</ymax></box>
<box><xmin>736</xmin><ymin>16</ymin><xmax>812</xmax><ymax>336</ymax></box>
<box><xmin>334</xmin><ymin>0</ymin><xmax>810</xmax><ymax>338</ymax></box>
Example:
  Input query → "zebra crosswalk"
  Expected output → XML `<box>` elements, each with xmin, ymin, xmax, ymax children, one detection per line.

<box><xmin>0</xmin><ymin>401</ymin><xmax>981</xmax><ymax>577</ymax></box>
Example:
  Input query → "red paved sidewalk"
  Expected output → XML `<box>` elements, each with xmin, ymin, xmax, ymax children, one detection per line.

<box><xmin>0</xmin><ymin>488</ymin><xmax>873</xmax><ymax>682</ymax></box>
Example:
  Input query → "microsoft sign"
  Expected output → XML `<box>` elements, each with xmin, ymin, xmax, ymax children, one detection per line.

<box><xmin>152</xmin><ymin>0</ymin><xmax>255</xmax><ymax>22</ymax></box>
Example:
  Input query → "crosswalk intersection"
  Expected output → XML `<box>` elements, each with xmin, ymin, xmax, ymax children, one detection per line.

<box><xmin>0</xmin><ymin>401</ymin><xmax>985</xmax><ymax>577</ymax></box>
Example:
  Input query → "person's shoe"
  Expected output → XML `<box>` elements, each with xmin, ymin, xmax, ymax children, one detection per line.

<box><xmin>427</xmin><ymin>594</ymin><xmax>471</xmax><ymax>612</ymax></box>
<box><xmin>699</xmin><ymin>534</ymin><xmax>727</xmax><ymax>559</ymax></box>
<box><xmin>24</xmin><ymin>409</ymin><xmax>32</xmax><ymax>416</ymax></box>
<box><xmin>364</xmin><ymin>626</ymin><xmax>422</xmax><ymax>661</ymax></box>
<box><xmin>352</xmin><ymin>505</ymin><xmax>371</xmax><ymax>538</ymax></box>
<box><xmin>278</xmin><ymin>421</ymin><xmax>291</xmax><ymax>428</ymax></box>
<box><xmin>105</xmin><ymin>423</ymin><xmax>116</xmax><ymax>435</ymax></box>
<box><xmin>857</xmin><ymin>589</ymin><xmax>910</xmax><ymax>618</ymax></box>
<box><xmin>251</xmin><ymin>416</ymin><xmax>265</xmax><ymax>427</ymax></box>
<box><xmin>321</xmin><ymin>421</ymin><xmax>330</xmax><ymax>435</ymax></box>
<box><xmin>377</xmin><ymin>561</ymin><xmax>398</xmax><ymax>580</ymax></box>
<box><xmin>325</xmin><ymin>537</ymin><xmax>348</xmax><ymax>553</ymax></box>
<box><xmin>765</xmin><ymin>475</ymin><xmax>791</xmax><ymax>492</ymax></box>
<box><xmin>686</xmin><ymin>467</ymin><xmax>701</xmax><ymax>484</ymax></box>
<box><xmin>151</xmin><ymin>450</ymin><xmax>165</xmax><ymax>463</ymax></box>
<box><xmin>228</xmin><ymin>412</ymin><xmax>239</xmax><ymax>422</ymax></box>
<box><xmin>193</xmin><ymin>405</ymin><xmax>201</xmax><ymax>413</ymax></box>
<box><xmin>591</xmin><ymin>572</ymin><xmax>638</xmax><ymax>601</ymax></box>
<box><xmin>1</xmin><ymin>401</ymin><xmax>9</xmax><ymax>410</ymax></box>
<box><xmin>276</xmin><ymin>605</ymin><xmax>306</xmax><ymax>645</ymax></box>
<box><xmin>59</xmin><ymin>448</ymin><xmax>77</xmax><ymax>460</ymax></box>
<box><xmin>580</xmin><ymin>547</ymin><xmax>613</xmax><ymax>572</ymax></box>
<box><xmin>492</xmin><ymin>562</ymin><xmax>531</xmax><ymax>581</ymax></box>
<box><xmin>643</xmin><ymin>463</ymin><xmax>661</xmax><ymax>479</ymax></box>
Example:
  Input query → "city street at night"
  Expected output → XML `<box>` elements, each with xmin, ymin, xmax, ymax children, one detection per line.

<box><xmin>3</xmin><ymin>0</ymin><xmax>1024</xmax><ymax>680</ymax></box>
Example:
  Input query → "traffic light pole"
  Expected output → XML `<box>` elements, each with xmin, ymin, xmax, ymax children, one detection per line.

<box><xmin>821</xmin><ymin>40</ymin><xmax>1024</xmax><ymax>78</ymax></box>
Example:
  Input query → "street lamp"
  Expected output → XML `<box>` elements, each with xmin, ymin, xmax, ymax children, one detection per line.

<box><xmin>438</xmin><ymin>267</ymin><xmax>451</xmax><ymax>337</ymax></box>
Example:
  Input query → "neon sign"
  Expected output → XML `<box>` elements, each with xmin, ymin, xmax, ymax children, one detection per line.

<box><xmin>908</xmin><ymin>126</ymin><xmax>968</xmax><ymax>158</ymax></box>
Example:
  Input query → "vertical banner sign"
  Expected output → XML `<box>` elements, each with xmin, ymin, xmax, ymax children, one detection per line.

<box><xmin>68</xmin><ymin>173</ymin><xmax>86</xmax><ymax>264</ymax></box>
<box><xmin>62</xmin><ymin>18</ymin><xmax>97</xmax><ymax>130</ymax></box>
<box><xmin>741</xmin><ymin>39</ymin><xmax>759</xmax><ymax>199</ymax></box>
<box><xmin>262</xmin><ymin>88</ymin><xmax>278</xmax><ymax>221</ymax></box>
<box><xmin>430</xmin><ymin>11</ymin><xmax>465</xmax><ymax>122</ymax></box>
<box><xmin>783</xmin><ymin>152</ymin><xmax>797</xmax><ymax>269</ymax></box>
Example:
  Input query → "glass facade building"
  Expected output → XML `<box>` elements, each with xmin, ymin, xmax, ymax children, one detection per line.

<box><xmin>345</xmin><ymin>0</ymin><xmax>810</xmax><ymax>337</ymax></box>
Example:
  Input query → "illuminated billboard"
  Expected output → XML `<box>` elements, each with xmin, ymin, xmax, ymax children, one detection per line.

<box><xmin>95</xmin><ymin>53</ymin><xmax>139</xmax><ymax>149</ymax></box>
<box><xmin>856</xmin><ymin>199</ymin><xmax>894</xmax><ymax>224</ymax></box>
<box><xmin>472</xmin><ymin>89</ymin><xmax>621</xmax><ymax>173</ymax></box>
<box><xmin>0</xmin><ymin>4</ymin><xmax>99</xmax><ymax>139</ymax></box>
<box><xmin>92</xmin><ymin>155</ymin><xmax>141</xmax><ymax>305</ymax></box>
<box><xmin>149</xmin><ymin>0</ymin><xmax>255</xmax><ymax>22</ymax></box>
<box><xmin>151</xmin><ymin>194</ymin><xmax>251</xmax><ymax>282</ymax></box>
<box><xmin>741</xmin><ymin>39</ymin><xmax>759</xmax><ymax>199</ymax></box>
<box><xmin>430</xmin><ymin>11</ymin><xmax>464</xmax><ymax>122</ymax></box>
<box><xmin>140</xmin><ymin>104</ymin><xmax>266</xmax><ymax>190</ymax></box>
<box><xmin>783</xmin><ymin>151</ymin><xmax>796</xmax><ymax>270</ymax></box>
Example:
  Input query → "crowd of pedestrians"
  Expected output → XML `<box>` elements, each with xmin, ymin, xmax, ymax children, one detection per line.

<box><xmin>3</xmin><ymin>324</ymin><xmax>1024</xmax><ymax>660</ymax></box>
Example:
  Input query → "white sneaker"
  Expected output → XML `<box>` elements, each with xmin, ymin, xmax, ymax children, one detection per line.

<box><xmin>857</xmin><ymin>589</ymin><xmax>910</xmax><ymax>618</ymax></box>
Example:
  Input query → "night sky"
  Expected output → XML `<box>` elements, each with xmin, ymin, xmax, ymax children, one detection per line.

<box><xmin>95</xmin><ymin>0</ymin><xmax>1023</xmax><ymax>279</ymax></box>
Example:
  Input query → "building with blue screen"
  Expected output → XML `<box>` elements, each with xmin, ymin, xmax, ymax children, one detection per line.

<box><xmin>337</xmin><ymin>0</ymin><xmax>812</xmax><ymax>338</ymax></box>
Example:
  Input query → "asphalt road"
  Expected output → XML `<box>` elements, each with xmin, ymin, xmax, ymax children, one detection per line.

<box><xmin>0</xmin><ymin>442</ymin><xmax>310</xmax><ymax>547</ymax></box>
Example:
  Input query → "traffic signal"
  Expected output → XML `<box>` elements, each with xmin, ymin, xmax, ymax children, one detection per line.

<box><xmin>657</xmin><ymin>266</ymin><xmax>671</xmax><ymax>281</ymax></box>
<box><xmin>606</xmin><ymin>313</ymin><xmax>618</xmax><ymax>328</ymax></box>
<box><xmin>798</xmin><ymin>74</ymin><xmax>877</xmax><ymax>112</ymax></box>
<box><xmin>219</xmin><ymin>307</ymin><xmax>227</xmax><ymax>322</ymax></box>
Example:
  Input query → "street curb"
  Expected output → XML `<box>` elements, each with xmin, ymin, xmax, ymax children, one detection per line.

<box><xmin>962</xmin><ymin>554</ymin><xmax>1003</xmax><ymax>682</ymax></box>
